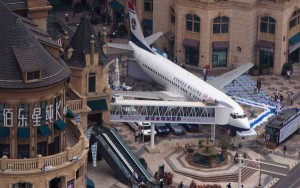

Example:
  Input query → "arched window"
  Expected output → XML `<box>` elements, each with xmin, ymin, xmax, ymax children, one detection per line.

<box><xmin>186</xmin><ymin>14</ymin><xmax>200</xmax><ymax>33</ymax></box>
<box><xmin>213</xmin><ymin>16</ymin><xmax>229</xmax><ymax>34</ymax></box>
<box><xmin>88</xmin><ymin>73</ymin><xmax>96</xmax><ymax>93</ymax></box>
<box><xmin>261</xmin><ymin>16</ymin><xmax>276</xmax><ymax>34</ymax></box>
<box><xmin>290</xmin><ymin>9</ymin><xmax>300</xmax><ymax>30</ymax></box>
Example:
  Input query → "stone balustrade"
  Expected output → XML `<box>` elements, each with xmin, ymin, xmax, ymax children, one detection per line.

<box><xmin>0</xmin><ymin>134</ymin><xmax>88</xmax><ymax>173</ymax></box>
<box><xmin>66</xmin><ymin>87</ymin><xmax>87</xmax><ymax>113</ymax></box>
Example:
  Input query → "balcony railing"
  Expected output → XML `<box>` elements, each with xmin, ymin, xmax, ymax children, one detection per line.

<box><xmin>0</xmin><ymin>126</ymin><xmax>89</xmax><ymax>172</ymax></box>
<box><xmin>66</xmin><ymin>86</ymin><xmax>87</xmax><ymax>113</ymax></box>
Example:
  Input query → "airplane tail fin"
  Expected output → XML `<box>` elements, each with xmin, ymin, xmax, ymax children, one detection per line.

<box><xmin>128</xmin><ymin>1</ymin><xmax>154</xmax><ymax>53</ymax></box>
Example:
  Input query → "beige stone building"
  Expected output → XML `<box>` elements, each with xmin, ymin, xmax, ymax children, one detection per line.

<box><xmin>107</xmin><ymin>0</ymin><xmax>300</xmax><ymax>75</ymax></box>
<box><xmin>0</xmin><ymin>1</ymin><xmax>90</xmax><ymax>188</ymax></box>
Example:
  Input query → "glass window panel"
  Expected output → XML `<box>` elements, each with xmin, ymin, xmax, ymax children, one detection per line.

<box><xmin>221</xmin><ymin>23</ymin><xmax>228</xmax><ymax>33</ymax></box>
<box><xmin>213</xmin><ymin>24</ymin><xmax>220</xmax><ymax>34</ymax></box>
<box><xmin>194</xmin><ymin>22</ymin><xmax>200</xmax><ymax>32</ymax></box>
<box><xmin>194</xmin><ymin>15</ymin><xmax>200</xmax><ymax>22</ymax></box>
<box><xmin>186</xmin><ymin>14</ymin><xmax>192</xmax><ymax>20</ymax></box>
<box><xmin>269</xmin><ymin>17</ymin><xmax>275</xmax><ymax>24</ymax></box>
<box><xmin>269</xmin><ymin>24</ymin><xmax>275</xmax><ymax>34</ymax></box>
<box><xmin>186</xmin><ymin>21</ymin><xmax>193</xmax><ymax>31</ymax></box>
<box><xmin>261</xmin><ymin>22</ymin><xmax>268</xmax><ymax>33</ymax></box>
<box><xmin>213</xmin><ymin>17</ymin><xmax>220</xmax><ymax>23</ymax></box>
<box><xmin>88</xmin><ymin>73</ymin><xmax>96</xmax><ymax>93</ymax></box>
<box><xmin>261</xmin><ymin>16</ymin><xmax>268</xmax><ymax>22</ymax></box>
<box><xmin>221</xmin><ymin>16</ymin><xmax>229</xmax><ymax>22</ymax></box>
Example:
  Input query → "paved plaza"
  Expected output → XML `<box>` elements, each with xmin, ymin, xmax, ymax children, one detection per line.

<box><xmin>51</xmin><ymin>10</ymin><xmax>300</xmax><ymax>188</ymax></box>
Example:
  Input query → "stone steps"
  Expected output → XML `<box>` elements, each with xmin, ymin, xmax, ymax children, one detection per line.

<box><xmin>175</xmin><ymin>162</ymin><xmax>257</xmax><ymax>183</ymax></box>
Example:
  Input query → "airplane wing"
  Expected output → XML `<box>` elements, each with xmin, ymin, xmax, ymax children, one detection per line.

<box><xmin>207</xmin><ymin>63</ymin><xmax>253</xmax><ymax>90</ymax></box>
<box><xmin>114</xmin><ymin>91</ymin><xmax>186</xmax><ymax>101</ymax></box>
<box><xmin>105</xmin><ymin>43</ymin><xmax>133</xmax><ymax>51</ymax></box>
<box><xmin>145</xmin><ymin>32</ymin><xmax>164</xmax><ymax>46</ymax></box>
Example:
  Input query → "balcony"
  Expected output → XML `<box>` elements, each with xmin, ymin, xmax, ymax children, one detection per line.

<box><xmin>0</xmin><ymin>124</ymin><xmax>89</xmax><ymax>173</ymax></box>
<box><xmin>66</xmin><ymin>85</ymin><xmax>88</xmax><ymax>114</ymax></box>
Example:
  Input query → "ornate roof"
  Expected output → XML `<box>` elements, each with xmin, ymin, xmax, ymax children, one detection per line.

<box><xmin>0</xmin><ymin>2</ymin><xmax>70</xmax><ymax>89</ymax></box>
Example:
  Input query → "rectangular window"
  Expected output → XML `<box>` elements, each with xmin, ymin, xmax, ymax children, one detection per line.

<box><xmin>37</xmin><ymin>141</ymin><xmax>47</xmax><ymax>156</ymax></box>
<box><xmin>185</xmin><ymin>46</ymin><xmax>199</xmax><ymax>66</ymax></box>
<box><xmin>269</xmin><ymin>24</ymin><xmax>275</xmax><ymax>34</ymax></box>
<box><xmin>27</xmin><ymin>71</ymin><xmax>40</xmax><ymax>81</ymax></box>
<box><xmin>212</xmin><ymin>50</ymin><xmax>227</xmax><ymax>68</ymax></box>
<box><xmin>144</xmin><ymin>0</ymin><xmax>153</xmax><ymax>12</ymax></box>
<box><xmin>259</xmin><ymin>50</ymin><xmax>274</xmax><ymax>68</ymax></box>
<box><xmin>88</xmin><ymin>73</ymin><xmax>96</xmax><ymax>93</ymax></box>
<box><xmin>18</xmin><ymin>144</ymin><xmax>30</xmax><ymax>159</ymax></box>
<box><xmin>0</xmin><ymin>144</ymin><xmax>9</xmax><ymax>158</ymax></box>
<box><xmin>76</xmin><ymin>169</ymin><xmax>80</xmax><ymax>179</ymax></box>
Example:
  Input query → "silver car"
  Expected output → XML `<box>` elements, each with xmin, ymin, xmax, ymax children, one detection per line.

<box><xmin>167</xmin><ymin>123</ymin><xmax>186</xmax><ymax>135</ymax></box>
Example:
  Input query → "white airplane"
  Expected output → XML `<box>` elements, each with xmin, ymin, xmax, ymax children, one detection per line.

<box><xmin>107</xmin><ymin>1</ymin><xmax>253</xmax><ymax>131</ymax></box>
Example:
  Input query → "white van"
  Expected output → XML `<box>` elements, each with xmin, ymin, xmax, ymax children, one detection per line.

<box><xmin>127</xmin><ymin>122</ymin><xmax>156</xmax><ymax>137</ymax></box>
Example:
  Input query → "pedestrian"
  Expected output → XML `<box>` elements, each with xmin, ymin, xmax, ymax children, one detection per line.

<box><xmin>65</xmin><ymin>13</ymin><xmax>69</xmax><ymax>22</ymax></box>
<box><xmin>286</xmin><ymin>70</ymin><xmax>291</xmax><ymax>79</ymax></box>
<box><xmin>227</xmin><ymin>182</ymin><xmax>231</xmax><ymax>188</ymax></box>
<box><xmin>73</xmin><ymin>9</ymin><xmax>76</xmax><ymax>18</ymax></box>
<box><xmin>288</xmin><ymin>91</ymin><xmax>293</xmax><ymax>106</ymax></box>
<box><xmin>159</xmin><ymin>178</ymin><xmax>163</xmax><ymax>188</ymax></box>
<box><xmin>135</xmin><ymin>130</ymin><xmax>139</xmax><ymax>142</ymax></box>
<box><xmin>258</xmin><ymin>79</ymin><xmax>262</xmax><ymax>92</ymax></box>
<box><xmin>179</xmin><ymin>181</ymin><xmax>183</xmax><ymax>188</ymax></box>
<box><xmin>283</xmin><ymin>145</ymin><xmax>287</xmax><ymax>158</ymax></box>
<box><xmin>203</xmin><ymin>67</ymin><xmax>207</xmax><ymax>82</ymax></box>
<box><xmin>109</xmin><ymin>37</ymin><xmax>112</xmax><ymax>43</ymax></box>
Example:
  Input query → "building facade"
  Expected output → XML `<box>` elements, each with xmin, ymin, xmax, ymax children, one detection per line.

<box><xmin>106</xmin><ymin>0</ymin><xmax>300</xmax><ymax>75</ymax></box>
<box><xmin>0</xmin><ymin>2</ymin><xmax>89</xmax><ymax>188</ymax></box>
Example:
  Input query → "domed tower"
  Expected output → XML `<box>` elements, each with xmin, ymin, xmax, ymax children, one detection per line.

<box><xmin>0</xmin><ymin>2</ymin><xmax>89</xmax><ymax>188</ymax></box>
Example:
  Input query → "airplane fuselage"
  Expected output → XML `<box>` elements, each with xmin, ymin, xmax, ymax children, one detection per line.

<box><xmin>130</xmin><ymin>42</ymin><xmax>250</xmax><ymax>130</ymax></box>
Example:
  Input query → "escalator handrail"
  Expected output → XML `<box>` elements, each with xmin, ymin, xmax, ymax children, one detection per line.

<box><xmin>102</xmin><ymin>133</ymin><xmax>135</xmax><ymax>174</ymax></box>
<box><xmin>95</xmin><ymin>133</ymin><xmax>132</xmax><ymax>179</ymax></box>
<box><xmin>109</xmin><ymin>128</ymin><xmax>154</xmax><ymax>182</ymax></box>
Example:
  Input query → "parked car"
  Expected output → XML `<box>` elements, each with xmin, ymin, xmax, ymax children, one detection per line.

<box><xmin>127</xmin><ymin>122</ymin><xmax>156</xmax><ymax>137</ymax></box>
<box><xmin>166</xmin><ymin>123</ymin><xmax>186</xmax><ymax>135</ymax></box>
<box><xmin>181</xmin><ymin>124</ymin><xmax>199</xmax><ymax>132</ymax></box>
<box><xmin>155</xmin><ymin>123</ymin><xmax>170</xmax><ymax>135</ymax></box>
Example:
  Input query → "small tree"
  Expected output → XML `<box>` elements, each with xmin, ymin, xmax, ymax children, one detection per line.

<box><xmin>281</xmin><ymin>62</ymin><xmax>293</xmax><ymax>76</ymax></box>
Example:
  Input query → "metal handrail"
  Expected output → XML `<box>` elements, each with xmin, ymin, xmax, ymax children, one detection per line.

<box><xmin>109</xmin><ymin>128</ymin><xmax>154</xmax><ymax>182</ymax></box>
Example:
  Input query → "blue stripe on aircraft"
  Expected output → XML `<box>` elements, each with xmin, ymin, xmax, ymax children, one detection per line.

<box><xmin>131</xmin><ymin>34</ymin><xmax>154</xmax><ymax>54</ymax></box>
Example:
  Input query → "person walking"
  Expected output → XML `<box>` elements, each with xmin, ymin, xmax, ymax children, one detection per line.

<box><xmin>65</xmin><ymin>13</ymin><xmax>69</xmax><ymax>22</ymax></box>
<box><xmin>179</xmin><ymin>182</ymin><xmax>183</xmax><ymax>188</ymax></box>
<box><xmin>227</xmin><ymin>182</ymin><xmax>231</xmax><ymax>188</ymax></box>
<box><xmin>283</xmin><ymin>145</ymin><xmax>287</xmax><ymax>158</ymax></box>
<box><xmin>203</xmin><ymin>67</ymin><xmax>207</xmax><ymax>81</ymax></box>
<box><xmin>286</xmin><ymin>70</ymin><xmax>291</xmax><ymax>79</ymax></box>
<box><xmin>135</xmin><ymin>130</ymin><xmax>139</xmax><ymax>142</ymax></box>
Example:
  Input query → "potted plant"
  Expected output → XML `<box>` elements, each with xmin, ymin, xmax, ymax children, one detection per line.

<box><xmin>249</xmin><ymin>64</ymin><xmax>259</xmax><ymax>76</ymax></box>
<box><xmin>281</xmin><ymin>62</ymin><xmax>293</xmax><ymax>76</ymax></box>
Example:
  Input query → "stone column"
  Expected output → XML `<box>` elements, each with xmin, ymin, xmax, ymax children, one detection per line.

<box><xmin>90</xmin><ymin>35</ymin><xmax>95</xmax><ymax>65</ymax></box>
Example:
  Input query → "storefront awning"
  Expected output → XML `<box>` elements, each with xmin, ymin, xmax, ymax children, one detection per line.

<box><xmin>213</xmin><ymin>41</ymin><xmax>229</xmax><ymax>50</ymax></box>
<box><xmin>66</xmin><ymin>109</ymin><xmax>75</xmax><ymax>119</ymax></box>
<box><xmin>86</xmin><ymin>177</ymin><xmax>95</xmax><ymax>188</ymax></box>
<box><xmin>109</xmin><ymin>0</ymin><xmax>124</xmax><ymax>13</ymax></box>
<box><xmin>54</xmin><ymin>119</ymin><xmax>68</xmax><ymax>131</ymax></box>
<box><xmin>0</xmin><ymin>128</ymin><xmax>9</xmax><ymax>138</ymax></box>
<box><xmin>18</xmin><ymin>128</ymin><xmax>30</xmax><ymax>139</ymax></box>
<box><xmin>289</xmin><ymin>32</ymin><xmax>300</xmax><ymax>45</ymax></box>
<box><xmin>182</xmin><ymin>38</ymin><xmax>199</xmax><ymax>48</ymax></box>
<box><xmin>164</xmin><ymin>31</ymin><xmax>175</xmax><ymax>40</ymax></box>
<box><xmin>37</xmin><ymin>125</ymin><xmax>51</xmax><ymax>137</ymax></box>
<box><xmin>87</xmin><ymin>99</ymin><xmax>108</xmax><ymax>112</ymax></box>
<box><xmin>141</xmin><ymin>19</ymin><xmax>153</xmax><ymax>27</ymax></box>
<box><xmin>257</xmin><ymin>40</ymin><xmax>274</xmax><ymax>49</ymax></box>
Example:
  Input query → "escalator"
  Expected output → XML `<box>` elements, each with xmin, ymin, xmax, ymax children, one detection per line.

<box><xmin>91</xmin><ymin>127</ymin><xmax>156</xmax><ymax>186</ymax></box>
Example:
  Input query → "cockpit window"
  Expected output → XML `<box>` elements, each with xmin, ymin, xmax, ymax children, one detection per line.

<box><xmin>230</xmin><ymin>113</ymin><xmax>246</xmax><ymax>119</ymax></box>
